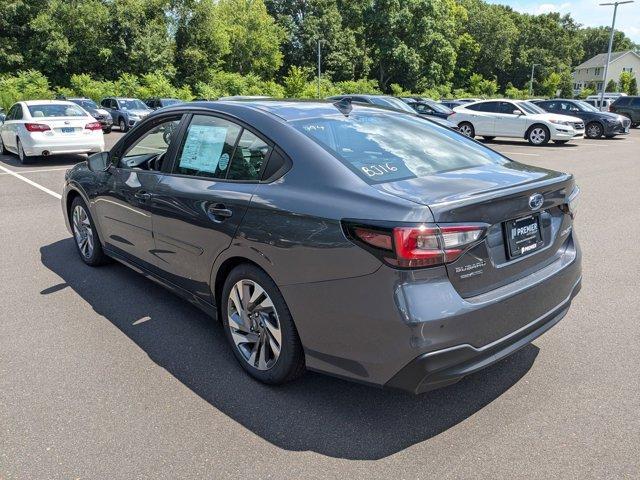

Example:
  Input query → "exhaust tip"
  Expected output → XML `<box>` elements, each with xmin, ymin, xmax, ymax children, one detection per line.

<box><xmin>42</xmin><ymin>150</ymin><xmax>50</xmax><ymax>156</ymax></box>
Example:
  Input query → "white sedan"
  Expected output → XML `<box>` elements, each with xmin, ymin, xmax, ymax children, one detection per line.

<box><xmin>0</xmin><ymin>100</ymin><xmax>105</xmax><ymax>164</ymax></box>
<box><xmin>450</xmin><ymin>99</ymin><xmax>585</xmax><ymax>145</ymax></box>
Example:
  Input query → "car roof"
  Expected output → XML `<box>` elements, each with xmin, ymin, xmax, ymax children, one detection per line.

<box><xmin>173</xmin><ymin>99</ymin><xmax>402</xmax><ymax>122</ymax></box>
<box><xmin>22</xmin><ymin>100</ymin><xmax>78</xmax><ymax>106</ymax></box>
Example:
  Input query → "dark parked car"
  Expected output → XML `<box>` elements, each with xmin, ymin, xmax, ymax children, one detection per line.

<box><xmin>400</xmin><ymin>97</ymin><xmax>454</xmax><ymax>119</ymax></box>
<box><xmin>534</xmin><ymin>99</ymin><xmax>631</xmax><ymax>138</ymax></box>
<box><xmin>100</xmin><ymin>97</ymin><xmax>153</xmax><ymax>132</ymax></box>
<box><xmin>62</xmin><ymin>100</ymin><xmax>581</xmax><ymax>394</ymax></box>
<box><xmin>145</xmin><ymin>97</ymin><xmax>184</xmax><ymax>110</ymax></box>
<box><xmin>440</xmin><ymin>100</ymin><xmax>466</xmax><ymax>109</ymax></box>
<box><xmin>609</xmin><ymin>96</ymin><xmax>640</xmax><ymax>127</ymax></box>
<box><xmin>327</xmin><ymin>94</ymin><xmax>458</xmax><ymax>129</ymax></box>
<box><xmin>67</xmin><ymin>97</ymin><xmax>113</xmax><ymax>133</ymax></box>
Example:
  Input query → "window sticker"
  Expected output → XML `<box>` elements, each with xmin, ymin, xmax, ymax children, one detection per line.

<box><xmin>179</xmin><ymin>125</ymin><xmax>228</xmax><ymax>173</ymax></box>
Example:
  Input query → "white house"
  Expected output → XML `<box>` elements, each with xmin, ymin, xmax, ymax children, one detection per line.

<box><xmin>572</xmin><ymin>50</ymin><xmax>640</xmax><ymax>95</ymax></box>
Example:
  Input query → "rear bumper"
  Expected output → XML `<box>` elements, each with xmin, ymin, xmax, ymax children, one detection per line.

<box><xmin>21</xmin><ymin>133</ymin><xmax>104</xmax><ymax>156</ymax></box>
<box><xmin>283</xmin><ymin>234</ymin><xmax>581</xmax><ymax>392</ymax></box>
<box><xmin>385</xmin><ymin>276</ymin><xmax>581</xmax><ymax>394</ymax></box>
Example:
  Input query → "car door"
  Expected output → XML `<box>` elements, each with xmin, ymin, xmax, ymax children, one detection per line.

<box><xmin>94</xmin><ymin>114</ymin><xmax>185</xmax><ymax>269</ymax></box>
<box><xmin>465</xmin><ymin>101</ymin><xmax>499</xmax><ymax>135</ymax></box>
<box><xmin>1</xmin><ymin>104</ymin><xmax>23</xmax><ymax>151</ymax></box>
<box><xmin>150</xmin><ymin>113</ymin><xmax>268</xmax><ymax>301</ymax></box>
<box><xmin>494</xmin><ymin>102</ymin><xmax>528</xmax><ymax>137</ymax></box>
<box><xmin>558</xmin><ymin>101</ymin><xmax>585</xmax><ymax>122</ymax></box>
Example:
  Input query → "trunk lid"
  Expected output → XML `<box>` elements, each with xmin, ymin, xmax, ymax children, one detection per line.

<box><xmin>374</xmin><ymin>162</ymin><xmax>576</xmax><ymax>297</ymax></box>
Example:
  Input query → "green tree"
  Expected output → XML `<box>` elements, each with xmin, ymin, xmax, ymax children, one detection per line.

<box><xmin>629</xmin><ymin>77</ymin><xmax>638</xmax><ymax>96</ymax></box>
<box><xmin>618</xmin><ymin>71</ymin><xmax>633</xmax><ymax>94</ymax></box>
<box><xmin>559</xmin><ymin>69</ymin><xmax>574</xmax><ymax>98</ymax></box>
<box><xmin>0</xmin><ymin>70</ymin><xmax>53</xmax><ymax>111</ymax></box>
<box><xmin>606</xmin><ymin>79</ymin><xmax>618</xmax><ymax>92</ymax></box>
<box><xmin>217</xmin><ymin>0</ymin><xmax>285</xmax><ymax>79</ymax></box>
<box><xmin>468</xmin><ymin>73</ymin><xmax>498</xmax><ymax>96</ymax></box>
<box><xmin>174</xmin><ymin>0</ymin><xmax>230</xmax><ymax>87</ymax></box>
<box><xmin>578</xmin><ymin>27</ymin><xmax>637</xmax><ymax>64</ymax></box>
<box><xmin>282</xmin><ymin>66</ymin><xmax>311</xmax><ymax>98</ymax></box>
<box><xmin>0</xmin><ymin>0</ymin><xmax>47</xmax><ymax>72</ymax></box>
<box><xmin>28</xmin><ymin>0</ymin><xmax>111</xmax><ymax>86</ymax></box>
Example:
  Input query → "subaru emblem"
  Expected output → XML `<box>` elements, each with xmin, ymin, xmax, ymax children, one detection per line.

<box><xmin>529</xmin><ymin>193</ymin><xmax>544</xmax><ymax>210</ymax></box>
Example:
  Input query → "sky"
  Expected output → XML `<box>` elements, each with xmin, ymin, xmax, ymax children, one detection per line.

<box><xmin>487</xmin><ymin>0</ymin><xmax>640</xmax><ymax>42</ymax></box>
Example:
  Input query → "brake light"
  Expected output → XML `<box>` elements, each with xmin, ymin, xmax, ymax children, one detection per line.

<box><xmin>85</xmin><ymin>122</ymin><xmax>102</xmax><ymax>131</ymax></box>
<box><xmin>24</xmin><ymin>123</ymin><xmax>51</xmax><ymax>132</ymax></box>
<box><xmin>347</xmin><ymin>222</ymin><xmax>487</xmax><ymax>268</ymax></box>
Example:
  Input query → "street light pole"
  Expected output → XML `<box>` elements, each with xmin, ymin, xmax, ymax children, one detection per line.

<box><xmin>599</xmin><ymin>1</ymin><xmax>634</xmax><ymax>106</ymax></box>
<box><xmin>529</xmin><ymin>64</ymin><xmax>540</xmax><ymax>97</ymax></box>
<box><xmin>317</xmin><ymin>39</ymin><xmax>322</xmax><ymax>99</ymax></box>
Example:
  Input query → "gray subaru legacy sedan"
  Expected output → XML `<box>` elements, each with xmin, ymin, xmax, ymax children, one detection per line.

<box><xmin>62</xmin><ymin>100</ymin><xmax>581</xmax><ymax>394</ymax></box>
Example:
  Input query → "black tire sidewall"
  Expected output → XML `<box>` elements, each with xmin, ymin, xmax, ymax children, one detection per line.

<box><xmin>459</xmin><ymin>122</ymin><xmax>475</xmax><ymax>138</ymax></box>
<box><xmin>221</xmin><ymin>264</ymin><xmax>304</xmax><ymax>385</ymax></box>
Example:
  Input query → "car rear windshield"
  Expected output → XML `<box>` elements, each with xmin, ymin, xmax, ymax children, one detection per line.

<box><xmin>27</xmin><ymin>104</ymin><xmax>86</xmax><ymax>117</ymax></box>
<box><xmin>291</xmin><ymin>112</ymin><xmax>509</xmax><ymax>184</ymax></box>
<box><xmin>72</xmin><ymin>99</ymin><xmax>98</xmax><ymax>109</ymax></box>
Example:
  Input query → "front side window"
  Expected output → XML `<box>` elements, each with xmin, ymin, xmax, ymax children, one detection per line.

<box><xmin>118</xmin><ymin>99</ymin><xmax>147</xmax><ymax>110</ymax></box>
<box><xmin>498</xmin><ymin>102</ymin><xmax>519</xmax><ymax>114</ymax></box>
<box><xmin>120</xmin><ymin>117</ymin><xmax>182</xmax><ymax>169</ymax></box>
<box><xmin>560</xmin><ymin>102</ymin><xmax>580</xmax><ymax>112</ymax></box>
<box><xmin>174</xmin><ymin>115</ymin><xmax>242</xmax><ymax>179</ymax></box>
<box><xmin>292</xmin><ymin>111</ymin><xmax>509</xmax><ymax>185</ymax></box>
<box><xmin>517</xmin><ymin>102</ymin><xmax>545</xmax><ymax>114</ymax></box>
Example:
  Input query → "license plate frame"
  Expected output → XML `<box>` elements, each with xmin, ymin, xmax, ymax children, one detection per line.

<box><xmin>505</xmin><ymin>213</ymin><xmax>543</xmax><ymax>259</ymax></box>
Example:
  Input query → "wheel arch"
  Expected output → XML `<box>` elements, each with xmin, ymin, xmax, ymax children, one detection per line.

<box><xmin>212</xmin><ymin>255</ymin><xmax>272</xmax><ymax>317</ymax></box>
<box><xmin>524</xmin><ymin>122</ymin><xmax>549</xmax><ymax>140</ymax></box>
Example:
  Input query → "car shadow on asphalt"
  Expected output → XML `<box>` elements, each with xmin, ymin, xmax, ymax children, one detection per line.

<box><xmin>40</xmin><ymin>238</ymin><xmax>539</xmax><ymax>461</ymax></box>
<box><xmin>481</xmin><ymin>139</ymin><xmax>579</xmax><ymax>147</ymax></box>
<box><xmin>0</xmin><ymin>153</ymin><xmax>87</xmax><ymax>168</ymax></box>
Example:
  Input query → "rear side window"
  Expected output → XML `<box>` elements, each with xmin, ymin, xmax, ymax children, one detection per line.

<box><xmin>28</xmin><ymin>104</ymin><xmax>85</xmax><ymax>118</ymax></box>
<box><xmin>227</xmin><ymin>130</ymin><xmax>270</xmax><ymax>181</ymax></box>
<box><xmin>614</xmin><ymin>97</ymin><xmax>631</xmax><ymax>106</ymax></box>
<box><xmin>631</xmin><ymin>98</ymin><xmax>640</xmax><ymax>107</ymax></box>
<box><xmin>467</xmin><ymin>102</ymin><xmax>498</xmax><ymax>112</ymax></box>
<box><xmin>174</xmin><ymin>115</ymin><xmax>241</xmax><ymax>179</ymax></box>
<box><xmin>292</xmin><ymin>112</ymin><xmax>509</xmax><ymax>185</ymax></box>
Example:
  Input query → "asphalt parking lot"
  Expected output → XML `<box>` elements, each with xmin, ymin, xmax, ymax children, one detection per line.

<box><xmin>1</xmin><ymin>130</ymin><xmax>639</xmax><ymax>479</ymax></box>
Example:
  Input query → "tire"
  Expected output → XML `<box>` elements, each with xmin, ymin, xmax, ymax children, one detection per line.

<box><xmin>221</xmin><ymin>264</ymin><xmax>305</xmax><ymax>385</ymax></box>
<box><xmin>554</xmin><ymin>140</ymin><xmax>569</xmax><ymax>144</ymax></box>
<box><xmin>585</xmin><ymin>122</ymin><xmax>603</xmax><ymax>139</ymax></box>
<box><xmin>0</xmin><ymin>134</ymin><xmax>7</xmax><ymax>155</ymax></box>
<box><xmin>119</xmin><ymin>118</ymin><xmax>129</xmax><ymax>132</ymax></box>
<box><xmin>527</xmin><ymin>125</ymin><xmax>550</xmax><ymax>145</ymax></box>
<box><xmin>17</xmin><ymin>138</ymin><xmax>32</xmax><ymax>164</ymax></box>
<box><xmin>482</xmin><ymin>136</ymin><xmax>495</xmax><ymax>141</ymax></box>
<box><xmin>458</xmin><ymin>122</ymin><xmax>475</xmax><ymax>138</ymax></box>
<box><xmin>70</xmin><ymin>196</ymin><xmax>109</xmax><ymax>266</ymax></box>
<box><xmin>103</xmin><ymin>127</ymin><xmax>112</xmax><ymax>134</ymax></box>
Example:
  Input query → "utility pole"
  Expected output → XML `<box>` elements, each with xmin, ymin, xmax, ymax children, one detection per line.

<box><xmin>317</xmin><ymin>39</ymin><xmax>322</xmax><ymax>99</ymax></box>
<box><xmin>599</xmin><ymin>1</ymin><xmax>634</xmax><ymax>106</ymax></box>
<box><xmin>529</xmin><ymin>64</ymin><xmax>540</xmax><ymax>97</ymax></box>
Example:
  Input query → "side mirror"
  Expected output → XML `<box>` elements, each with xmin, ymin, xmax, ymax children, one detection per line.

<box><xmin>513</xmin><ymin>109</ymin><xmax>522</xmax><ymax>115</ymax></box>
<box><xmin>87</xmin><ymin>151</ymin><xmax>111</xmax><ymax>172</ymax></box>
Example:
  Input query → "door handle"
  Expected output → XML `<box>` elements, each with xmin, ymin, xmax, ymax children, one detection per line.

<box><xmin>134</xmin><ymin>191</ymin><xmax>151</xmax><ymax>201</ymax></box>
<box><xmin>208</xmin><ymin>204</ymin><xmax>233</xmax><ymax>221</ymax></box>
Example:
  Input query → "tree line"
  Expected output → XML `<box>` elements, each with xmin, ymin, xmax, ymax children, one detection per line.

<box><xmin>1</xmin><ymin>0</ymin><xmax>638</xmax><ymax>109</ymax></box>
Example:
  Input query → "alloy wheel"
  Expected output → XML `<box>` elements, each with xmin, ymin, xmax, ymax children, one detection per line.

<box><xmin>18</xmin><ymin>140</ymin><xmax>25</xmax><ymax>162</ymax></box>
<box><xmin>120</xmin><ymin>119</ymin><xmax>126</xmax><ymax>131</ymax></box>
<box><xmin>72</xmin><ymin>205</ymin><xmax>94</xmax><ymax>259</ymax></box>
<box><xmin>459</xmin><ymin>124</ymin><xmax>473</xmax><ymax>137</ymax></box>
<box><xmin>227</xmin><ymin>279</ymin><xmax>282</xmax><ymax>371</ymax></box>
<box><xmin>529</xmin><ymin>127</ymin><xmax>546</xmax><ymax>145</ymax></box>
<box><xmin>586</xmin><ymin>123</ymin><xmax>602</xmax><ymax>138</ymax></box>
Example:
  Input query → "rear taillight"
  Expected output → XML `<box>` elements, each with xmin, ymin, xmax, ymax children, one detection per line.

<box><xmin>345</xmin><ymin>222</ymin><xmax>487</xmax><ymax>269</ymax></box>
<box><xmin>24</xmin><ymin>123</ymin><xmax>51</xmax><ymax>132</ymax></box>
<box><xmin>85</xmin><ymin>122</ymin><xmax>102</xmax><ymax>131</ymax></box>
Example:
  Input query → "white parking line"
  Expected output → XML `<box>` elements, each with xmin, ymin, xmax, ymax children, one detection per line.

<box><xmin>0</xmin><ymin>167</ymin><xmax>69</xmax><ymax>175</ymax></box>
<box><xmin>0</xmin><ymin>164</ymin><xmax>62</xmax><ymax>199</ymax></box>
<box><xmin>580</xmin><ymin>143</ymin><xmax>609</xmax><ymax>147</ymax></box>
<box><xmin>501</xmin><ymin>151</ymin><xmax>540</xmax><ymax>156</ymax></box>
